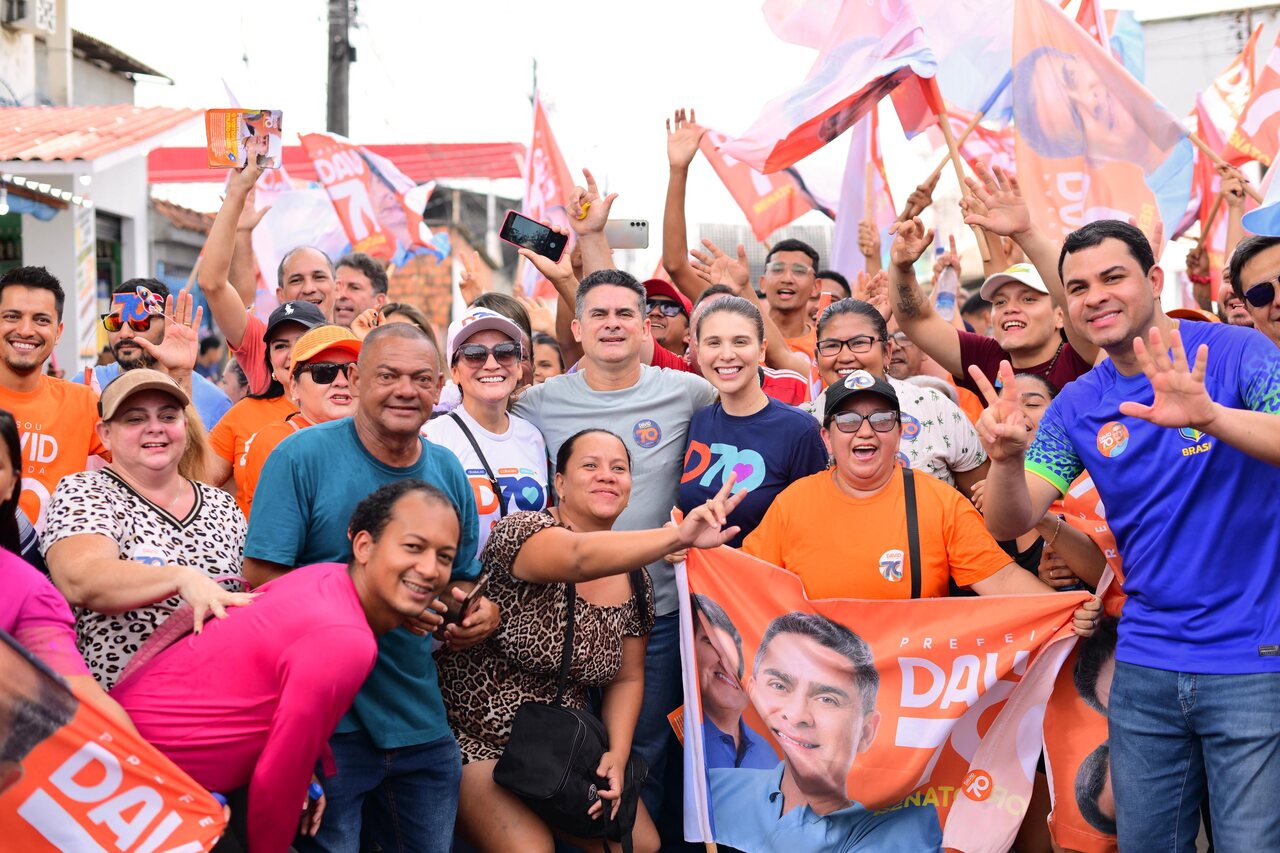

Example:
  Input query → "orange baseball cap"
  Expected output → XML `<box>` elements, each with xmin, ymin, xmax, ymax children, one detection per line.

<box><xmin>291</xmin><ymin>325</ymin><xmax>363</xmax><ymax>364</ymax></box>
<box><xmin>1167</xmin><ymin>308</ymin><xmax>1221</xmax><ymax>323</ymax></box>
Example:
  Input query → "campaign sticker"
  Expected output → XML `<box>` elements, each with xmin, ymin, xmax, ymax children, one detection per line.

<box><xmin>878</xmin><ymin>549</ymin><xmax>904</xmax><ymax>582</ymax></box>
<box><xmin>633</xmin><ymin>419</ymin><xmax>662</xmax><ymax>448</ymax></box>
<box><xmin>900</xmin><ymin>412</ymin><xmax>922</xmax><ymax>441</ymax></box>
<box><xmin>1096</xmin><ymin>421</ymin><xmax>1129</xmax><ymax>458</ymax></box>
<box><xmin>844</xmin><ymin>370</ymin><xmax>876</xmax><ymax>389</ymax></box>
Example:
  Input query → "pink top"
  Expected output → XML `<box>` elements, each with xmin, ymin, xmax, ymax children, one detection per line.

<box><xmin>232</xmin><ymin>312</ymin><xmax>272</xmax><ymax>394</ymax></box>
<box><xmin>111</xmin><ymin>562</ymin><xmax>376</xmax><ymax>853</ymax></box>
<box><xmin>0</xmin><ymin>547</ymin><xmax>89</xmax><ymax>676</ymax></box>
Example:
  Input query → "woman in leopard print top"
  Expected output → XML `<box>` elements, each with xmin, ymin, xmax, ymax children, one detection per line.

<box><xmin>438</xmin><ymin>428</ymin><xmax>747</xmax><ymax>853</ymax></box>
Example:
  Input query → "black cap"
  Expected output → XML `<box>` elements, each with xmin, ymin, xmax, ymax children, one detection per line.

<box><xmin>822</xmin><ymin>370</ymin><xmax>900</xmax><ymax>425</ymax></box>
<box><xmin>265</xmin><ymin>300</ymin><xmax>326</xmax><ymax>340</ymax></box>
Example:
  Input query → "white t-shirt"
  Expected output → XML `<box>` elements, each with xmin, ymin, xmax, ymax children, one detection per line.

<box><xmin>807</xmin><ymin>376</ymin><xmax>986</xmax><ymax>487</ymax></box>
<box><xmin>424</xmin><ymin>407</ymin><xmax>550</xmax><ymax>553</ymax></box>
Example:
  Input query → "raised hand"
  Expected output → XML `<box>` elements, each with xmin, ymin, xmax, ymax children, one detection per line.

<box><xmin>666</xmin><ymin>108</ymin><xmax>706</xmax><ymax>170</ymax></box>
<box><xmin>1219</xmin><ymin>164</ymin><xmax>1248</xmax><ymax>210</ymax></box>
<box><xmin>228</xmin><ymin>157</ymin><xmax>264</xmax><ymax>196</ymax></box>
<box><xmin>690</xmin><ymin>238</ymin><xmax>751</xmax><ymax>292</ymax></box>
<box><xmin>516</xmin><ymin>294</ymin><xmax>555</xmax><ymax>336</ymax></box>
<box><xmin>890</xmin><ymin>217</ymin><xmax>935</xmax><ymax>271</ymax></box>
<box><xmin>1117</xmin><ymin>327</ymin><xmax>1217</xmax><ymax>430</ymax></box>
<box><xmin>863</xmin><ymin>270</ymin><xmax>891</xmax><ymax>320</ymax></box>
<box><xmin>969</xmin><ymin>360</ymin><xmax>1032</xmax><ymax>462</ymax></box>
<box><xmin>516</xmin><ymin>223</ymin><xmax>578</xmax><ymax>287</ymax></box>
<box><xmin>568</xmin><ymin>168</ymin><xmax>616</xmax><ymax>236</ymax></box>
<box><xmin>894</xmin><ymin>172</ymin><xmax>940</xmax><ymax>229</ymax></box>
<box><xmin>932</xmin><ymin>234</ymin><xmax>961</xmax><ymax>286</ymax></box>
<box><xmin>459</xmin><ymin>249</ymin><xmax>485</xmax><ymax>305</ymax></box>
<box><xmin>858</xmin><ymin>219</ymin><xmax>881</xmax><ymax>259</ymax></box>
<box><xmin>676</xmin><ymin>473</ymin><xmax>748</xmax><ymax>549</ymax></box>
<box><xmin>235</xmin><ymin>182</ymin><xmax>271</xmax><ymax>233</ymax></box>
<box><xmin>962</xmin><ymin>164</ymin><xmax>1030</xmax><ymax>238</ymax></box>
<box><xmin>135</xmin><ymin>292</ymin><xmax>202</xmax><ymax>376</ymax></box>
<box><xmin>1185</xmin><ymin>245</ymin><xmax>1210</xmax><ymax>278</ymax></box>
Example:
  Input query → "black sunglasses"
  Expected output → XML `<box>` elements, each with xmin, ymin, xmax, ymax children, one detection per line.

<box><xmin>455</xmin><ymin>341</ymin><xmax>521</xmax><ymax>367</ymax></box>
<box><xmin>1244</xmin><ymin>277</ymin><xmax>1278</xmax><ymax>308</ymax></box>
<box><xmin>831</xmin><ymin>410</ymin><xmax>899</xmax><ymax>434</ymax></box>
<box><xmin>296</xmin><ymin>362</ymin><xmax>353</xmax><ymax>385</ymax></box>
<box><xmin>647</xmin><ymin>300</ymin><xmax>686</xmax><ymax>318</ymax></box>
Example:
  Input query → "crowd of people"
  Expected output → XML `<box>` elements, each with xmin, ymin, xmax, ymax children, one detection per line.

<box><xmin>1</xmin><ymin>104</ymin><xmax>1278</xmax><ymax>853</ymax></box>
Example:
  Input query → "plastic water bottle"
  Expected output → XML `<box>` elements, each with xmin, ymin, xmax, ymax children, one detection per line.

<box><xmin>934</xmin><ymin>245</ymin><xmax>959</xmax><ymax>322</ymax></box>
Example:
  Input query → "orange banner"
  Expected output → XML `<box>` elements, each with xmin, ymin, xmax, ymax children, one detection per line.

<box><xmin>520</xmin><ymin>94</ymin><xmax>577</xmax><ymax>299</ymax></box>
<box><xmin>0</xmin><ymin>631</ymin><xmax>225</xmax><ymax>852</ymax></box>
<box><xmin>679</xmin><ymin>547</ymin><xmax>1086</xmax><ymax>852</ymax></box>
<box><xmin>299</xmin><ymin>132</ymin><xmax>398</xmax><ymax>260</ymax></box>
<box><xmin>1224</xmin><ymin>32</ymin><xmax>1280</xmax><ymax>168</ymax></box>
<box><xmin>701</xmin><ymin>129</ymin><xmax>829</xmax><ymax>243</ymax></box>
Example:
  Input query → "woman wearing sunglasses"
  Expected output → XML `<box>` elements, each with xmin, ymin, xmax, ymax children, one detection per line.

<box><xmin>424</xmin><ymin>307</ymin><xmax>548</xmax><ymax>551</ymax></box>
<box><xmin>743</xmin><ymin>368</ymin><xmax>1102</xmax><ymax>632</ymax></box>
<box><xmin>810</xmin><ymin>299</ymin><xmax>989</xmax><ymax>495</ymax></box>
<box><xmin>237</xmin><ymin>326</ymin><xmax>361</xmax><ymax>517</ymax></box>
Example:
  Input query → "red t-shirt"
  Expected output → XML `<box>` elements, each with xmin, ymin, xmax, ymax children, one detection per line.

<box><xmin>648</xmin><ymin>341</ymin><xmax>809</xmax><ymax>406</ymax></box>
<box><xmin>954</xmin><ymin>331</ymin><xmax>1092</xmax><ymax>401</ymax></box>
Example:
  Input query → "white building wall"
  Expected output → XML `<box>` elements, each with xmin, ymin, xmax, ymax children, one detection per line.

<box><xmin>72</xmin><ymin>59</ymin><xmax>135</xmax><ymax>106</ymax></box>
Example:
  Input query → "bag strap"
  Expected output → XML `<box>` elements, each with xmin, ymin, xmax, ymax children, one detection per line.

<box><xmin>902</xmin><ymin>467</ymin><xmax>922</xmax><ymax>600</ymax></box>
<box><xmin>552</xmin><ymin>582</ymin><xmax>576</xmax><ymax>706</ymax></box>
<box><xmin>448</xmin><ymin>411</ymin><xmax>506</xmax><ymax>518</ymax></box>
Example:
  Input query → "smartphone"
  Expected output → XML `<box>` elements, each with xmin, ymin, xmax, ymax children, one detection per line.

<box><xmin>499</xmin><ymin>210</ymin><xmax>568</xmax><ymax>262</ymax></box>
<box><xmin>447</xmin><ymin>573</ymin><xmax>491</xmax><ymax>625</ymax></box>
<box><xmin>604</xmin><ymin>219</ymin><xmax>649</xmax><ymax>250</ymax></box>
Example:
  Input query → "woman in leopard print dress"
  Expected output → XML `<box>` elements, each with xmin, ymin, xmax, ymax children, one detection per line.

<box><xmin>438</xmin><ymin>428</ymin><xmax>747</xmax><ymax>853</ymax></box>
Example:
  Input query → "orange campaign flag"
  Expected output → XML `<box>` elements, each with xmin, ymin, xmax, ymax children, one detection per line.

<box><xmin>1011</xmin><ymin>0</ymin><xmax>1193</xmax><ymax>252</ymax></box>
<box><xmin>678</xmin><ymin>547</ymin><xmax>1087</xmax><ymax>853</ymax></box>
<box><xmin>298</xmin><ymin>132</ymin><xmax>399</xmax><ymax>261</ymax></box>
<box><xmin>700</xmin><ymin>129</ymin><xmax>832</xmax><ymax>243</ymax></box>
<box><xmin>1224</xmin><ymin>32</ymin><xmax>1280</xmax><ymax>168</ymax></box>
<box><xmin>0</xmin><ymin>632</ymin><xmax>226</xmax><ymax>852</ymax></box>
<box><xmin>722</xmin><ymin>0</ymin><xmax>937</xmax><ymax>173</ymax></box>
<box><xmin>520</xmin><ymin>93</ymin><xmax>577</xmax><ymax>299</ymax></box>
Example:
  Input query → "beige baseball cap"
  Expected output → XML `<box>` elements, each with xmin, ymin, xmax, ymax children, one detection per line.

<box><xmin>98</xmin><ymin>369</ymin><xmax>191</xmax><ymax>421</ymax></box>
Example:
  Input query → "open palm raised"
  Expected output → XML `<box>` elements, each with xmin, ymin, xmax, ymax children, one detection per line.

<box><xmin>1117</xmin><ymin>327</ymin><xmax>1217</xmax><ymax>430</ymax></box>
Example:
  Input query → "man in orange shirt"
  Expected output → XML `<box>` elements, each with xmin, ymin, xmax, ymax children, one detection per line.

<box><xmin>744</xmin><ymin>370</ymin><xmax>1101</xmax><ymax>622</ymax></box>
<box><xmin>760</xmin><ymin>239</ymin><xmax>822</xmax><ymax>394</ymax></box>
<box><xmin>0</xmin><ymin>267</ymin><xmax>106</xmax><ymax>530</ymax></box>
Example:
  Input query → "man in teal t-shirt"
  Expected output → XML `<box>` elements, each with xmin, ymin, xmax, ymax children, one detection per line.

<box><xmin>246</xmin><ymin>324</ymin><xmax>489</xmax><ymax>853</ymax></box>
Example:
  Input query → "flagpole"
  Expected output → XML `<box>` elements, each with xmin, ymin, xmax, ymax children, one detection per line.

<box><xmin>864</xmin><ymin>160</ymin><xmax>876</xmax><ymax>221</ymax></box>
<box><xmin>937</xmin><ymin>108</ymin><xmax>992</xmax><ymax>262</ymax></box>
<box><xmin>918</xmin><ymin>109</ymin><xmax>987</xmax><ymax>193</ymax></box>
<box><xmin>1187</xmin><ymin>132</ymin><xmax>1265</xmax><ymax>203</ymax></box>
<box><xmin>1196</xmin><ymin>191</ymin><xmax>1226</xmax><ymax>252</ymax></box>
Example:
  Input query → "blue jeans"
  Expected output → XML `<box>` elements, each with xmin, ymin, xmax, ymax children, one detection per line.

<box><xmin>295</xmin><ymin>730</ymin><xmax>462</xmax><ymax>853</ymax></box>
<box><xmin>1109</xmin><ymin>661</ymin><xmax>1280</xmax><ymax>852</ymax></box>
<box><xmin>632</xmin><ymin>613</ymin><xmax>684</xmax><ymax>834</ymax></box>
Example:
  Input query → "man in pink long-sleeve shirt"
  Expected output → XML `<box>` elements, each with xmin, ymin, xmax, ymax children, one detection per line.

<box><xmin>111</xmin><ymin>480</ymin><xmax>462</xmax><ymax>852</ymax></box>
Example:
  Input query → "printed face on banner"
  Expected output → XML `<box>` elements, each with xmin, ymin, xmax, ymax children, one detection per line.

<box><xmin>684</xmin><ymin>547</ymin><xmax>1087</xmax><ymax>852</ymax></box>
<box><xmin>0</xmin><ymin>632</ymin><xmax>226</xmax><ymax>850</ymax></box>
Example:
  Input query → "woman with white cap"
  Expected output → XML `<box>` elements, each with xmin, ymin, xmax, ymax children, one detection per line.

<box><xmin>238</xmin><ymin>325</ymin><xmax>362</xmax><ymax>516</ymax></box>
<box><xmin>424</xmin><ymin>306</ymin><xmax>549</xmax><ymax>552</ymax></box>
<box><xmin>42</xmin><ymin>369</ymin><xmax>254</xmax><ymax>688</ymax></box>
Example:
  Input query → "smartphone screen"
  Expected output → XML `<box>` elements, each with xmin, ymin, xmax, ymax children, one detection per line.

<box><xmin>499</xmin><ymin>210</ymin><xmax>568</xmax><ymax>263</ymax></box>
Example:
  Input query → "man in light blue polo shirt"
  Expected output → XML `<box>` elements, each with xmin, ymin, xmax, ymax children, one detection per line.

<box><xmin>76</xmin><ymin>278</ymin><xmax>231</xmax><ymax>428</ymax></box>
<box><xmin>708</xmin><ymin>612</ymin><xmax>941</xmax><ymax>852</ymax></box>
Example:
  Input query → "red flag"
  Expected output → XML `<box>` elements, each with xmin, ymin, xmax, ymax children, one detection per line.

<box><xmin>299</xmin><ymin>132</ymin><xmax>399</xmax><ymax>261</ymax></box>
<box><xmin>722</xmin><ymin>0</ymin><xmax>937</xmax><ymax>172</ymax></box>
<box><xmin>520</xmin><ymin>94</ymin><xmax>577</xmax><ymax>298</ymax></box>
<box><xmin>891</xmin><ymin>74</ymin><xmax>948</xmax><ymax>138</ymax></box>
<box><xmin>1224</xmin><ymin>32</ymin><xmax>1280</xmax><ymax>167</ymax></box>
<box><xmin>1072</xmin><ymin>0</ymin><xmax>1109</xmax><ymax>45</ymax></box>
<box><xmin>700</xmin><ymin>129</ymin><xmax>828</xmax><ymax>243</ymax></box>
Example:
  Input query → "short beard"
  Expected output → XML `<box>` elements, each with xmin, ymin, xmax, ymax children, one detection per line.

<box><xmin>114</xmin><ymin>347</ymin><xmax>155</xmax><ymax>371</ymax></box>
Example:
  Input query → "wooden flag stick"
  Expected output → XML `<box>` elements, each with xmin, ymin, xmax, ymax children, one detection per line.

<box><xmin>937</xmin><ymin>109</ymin><xmax>991</xmax><ymax>262</ymax></box>
<box><xmin>896</xmin><ymin>108</ymin><xmax>987</xmax><ymax>224</ymax></box>
<box><xmin>1187</xmin><ymin>132</ymin><xmax>1264</xmax><ymax>203</ymax></box>
<box><xmin>864</xmin><ymin>160</ymin><xmax>876</xmax><ymax>221</ymax></box>
<box><xmin>1196</xmin><ymin>191</ymin><xmax>1226</xmax><ymax>253</ymax></box>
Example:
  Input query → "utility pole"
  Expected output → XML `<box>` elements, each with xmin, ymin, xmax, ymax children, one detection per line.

<box><xmin>327</xmin><ymin>0</ymin><xmax>353</xmax><ymax>136</ymax></box>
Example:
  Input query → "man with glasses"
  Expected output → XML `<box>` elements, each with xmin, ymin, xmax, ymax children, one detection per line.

<box><xmin>759</xmin><ymin>240</ymin><xmax>823</xmax><ymax>387</ymax></box>
<box><xmin>642</xmin><ymin>279</ymin><xmax>692</xmax><ymax>355</ymax></box>
<box><xmin>74</xmin><ymin>278</ymin><xmax>232</xmax><ymax>429</ymax></box>
<box><xmin>1227</xmin><ymin>235</ymin><xmax>1280</xmax><ymax>348</ymax></box>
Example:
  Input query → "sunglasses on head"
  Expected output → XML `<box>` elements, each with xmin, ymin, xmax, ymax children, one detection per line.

<box><xmin>831</xmin><ymin>410</ymin><xmax>899</xmax><ymax>434</ymax></box>
<box><xmin>647</xmin><ymin>300</ymin><xmax>685</xmax><ymax>318</ymax></box>
<box><xmin>454</xmin><ymin>341</ymin><xmax>521</xmax><ymax>367</ymax></box>
<box><xmin>1243</xmin><ymin>277</ymin><xmax>1278</xmax><ymax>308</ymax></box>
<box><xmin>296</xmin><ymin>362</ymin><xmax>353</xmax><ymax>384</ymax></box>
<box><xmin>101</xmin><ymin>312</ymin><xmax>156</xmax><ymax>333</ymax></box>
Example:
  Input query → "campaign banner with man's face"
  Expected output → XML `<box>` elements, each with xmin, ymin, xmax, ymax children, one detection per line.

<box><xmin>678</xmin><ymin>547</ymin><xmax>1087</xmax><ymax>853</ymax></box>
<box><xmin>0</xmin><ymin>632</ymin><xmax>225</xmax><ymax>852</ymax></box>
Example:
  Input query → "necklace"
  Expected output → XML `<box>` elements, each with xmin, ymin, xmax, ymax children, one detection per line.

<box><xmin>1038</xmin><ymin>341</ymin><xmax>1065</xmax><ymax>376</ymax></box>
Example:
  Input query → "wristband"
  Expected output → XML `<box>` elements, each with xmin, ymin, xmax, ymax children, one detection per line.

<box><xmin>1189</xmin><ymin>273</ymin><xmax>1211</xmax><ymax>286</ymax></box>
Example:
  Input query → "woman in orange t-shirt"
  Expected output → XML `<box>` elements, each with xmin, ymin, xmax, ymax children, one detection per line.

<box><xmin>743</xmin><ymin>369</ymin><xmax>1100</xmax><ymax>635</ymax></box>
<box><xmin>207</xmin><ymin>301</ymin><xmax>323</xmax><ymax>515</ymax></box>
<box><xmin>239</xmin><ymin>326</ymin><xmax>360</xmax><ymax>517</ymax></box>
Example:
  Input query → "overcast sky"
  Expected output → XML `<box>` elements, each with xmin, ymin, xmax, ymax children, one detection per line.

<box><xmin>76</xmin><ymin>0</ymin><xmax>1259</xmax><ymax>272</ymax></box>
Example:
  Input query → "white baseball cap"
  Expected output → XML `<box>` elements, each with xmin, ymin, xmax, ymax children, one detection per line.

<box><xmin>445</xmin><ymin>307</ymin><xmax>523</xmax><ymax>364</ymax></box>
<box><xmin>979</xmin><ymin>263</ymin><xmax>1050</xmax><ymax>302</ymax></box>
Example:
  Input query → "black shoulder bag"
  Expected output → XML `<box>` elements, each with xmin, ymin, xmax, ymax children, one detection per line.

<box><xmin>448</xmin><ymin>412</ymin><xmax>507</xmax><ymax>519</ymax></box>
<box><xmin>493</xmin><ymin>573</ymin><xmax>649</xmax><ymax>852</ymax></box>
<box><xmin>903</xmin><ymin>466</ymin><xmax>923</xmax><ymax>599</ymax></box>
